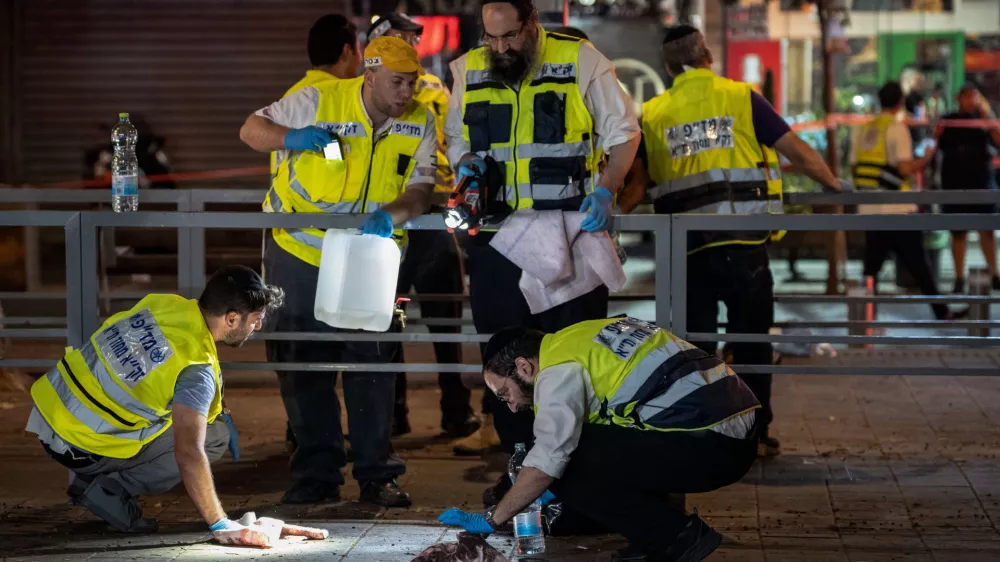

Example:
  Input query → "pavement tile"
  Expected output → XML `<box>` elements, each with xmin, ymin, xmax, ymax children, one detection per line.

<box><xmin>846</xmin><ymin>551</ymin><xmax>934</xmax><ymax>562</ymax></box>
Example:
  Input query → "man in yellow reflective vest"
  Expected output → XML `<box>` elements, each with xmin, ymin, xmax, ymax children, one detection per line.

<box><xmin>443</xmin><ymin>0</ymin><xmax>641</xmax><ymax>457</ymax></box>
<box><xmin>238</xmin><ymin>36</ymin><xmax>434</xmax><ymax>507</ymax></box>
<box><xmin>367</xmin><ymin>13</ymin><xmax>479</xmax><ymax>439</ymax></box>
<box><xmin>25</xmin><ymin>266</ymin><xmax>283</xmax><ymax>539</ymax></box>
<box><xmin>438</xmin><ymin>318</ymin><xmax>760</xmax><ymax>561</ymax></box>
<box><xmin>851</xmin><ymin>81</ymin><xmax>966</xmax><ymax>321</ymax></box>
<box><xmin>268</xmin><ymin>13</ymin><xmax>361</xmax><ymax>456</ymax></box>
<box><xmin>626</xmin><ymin>25</ymin><xmax>843</xmax><ymax>458</ymax></box>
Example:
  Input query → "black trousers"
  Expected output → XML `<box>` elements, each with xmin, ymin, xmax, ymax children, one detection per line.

<box><xmin>863</xmin><ymin>231</ymin><xmax>948</xmax><ymax>319</ymax></box>
<box><xmin>499</xmin><ymin>421</ymin><xmax>757</xmax><ymax>552</ymax></box>
<box><xmin>263</xmin><ymin>233</ymin><xmax>404</xmax><ymax>486</ymax></box>
<box><xmin>466</xmin><ymin>233</ymin><xmax>609</xmax><ymax>452</ymax></box>
<box><xmin>392</xmin><ymin>228</ymin><xmax>472</xmax><ymax>427</ymax></box>
<box><xmin>686</xmin><ymin>244</ymin><xmax>775</xmax><ymax>432</ymax></box>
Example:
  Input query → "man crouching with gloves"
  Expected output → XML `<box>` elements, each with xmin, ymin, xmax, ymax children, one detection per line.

<box><xmin>439</xmin><ymin>317</ymin><xmax>760</xmax><ymax>561</ymax></box>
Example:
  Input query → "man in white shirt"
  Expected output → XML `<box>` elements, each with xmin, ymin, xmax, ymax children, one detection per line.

<box><xmin>438</xmin><ymin>319</ymin><xmax>759</xmax><ymax>562</ymax></box>
<box><xmin>850</xmin><ymin>81</ymin><xmax>965</xmax><ymax>321</ymax></box>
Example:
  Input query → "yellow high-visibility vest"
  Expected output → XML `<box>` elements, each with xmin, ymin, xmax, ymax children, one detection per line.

<box><xmin>852</xmin><ymin>114</ymin><xmax>910</xmax><ymax>191</ymax></box>
<box><xmin>268</xmin><ymin>69</ymin><xmax>341</xmax><ymax>176</ymax></box>
<box><xmin>642</xmin><ymin>69</ymin><xmax>784</xmax><ymax>254</ymax></box>
<box><xmin>266</xmin><ymin>76</ymin><xmax>429</xmax><ymax>266</ymax></box>
<box><xmin>414</xmin><ymin>73</ymin><xmax>453</xmax><ymax>193</ymax></box>
<box><xmin>536</xmin><ymin>317</ymin><xmax>760</xmax><ymax>432</ymax></box>
<box><xmin>31</xmin><ymin>294</ymin><xmax>222</xmax><ymax>459</ymax></box>
<box><xmin>459</xmin><ymin>27</ymin><xmax>599</xmax><ymax>213</ymax></box>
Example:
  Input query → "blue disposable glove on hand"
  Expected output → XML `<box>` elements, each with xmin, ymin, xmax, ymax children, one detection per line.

<box><xmin>219</xmin><ymin>412</ymin><xmax>239</xmax><ymax>463</ymax></box>
<box><xmin>209</xmin><ymin>517</ymin><xmax>243</xmax><ymax>532</ymax></box>
<box><xmin>360</xmin><ymin>209</ymin><xmax>394</xmax><ymax>238</ymax></box>
<box><xmin>456</xmin><ymin>156</ymin><xmax>486</xmax><ymax>188</ymax></box>
<box><xmin>537</xmin><ymin>489</ymin><xmax>556</xmax><ymax>507</ymax></box>
<box><xmin>579</xmin><ymin>187</ymin><xmax>614</xmax><ymax>232</ymax></box>
<box><xmin>283</xmin><ymin>126</ymin><xmax>332</xmax><ymax>152</ymax></box>
<box><xmin>438</xmin><ymin>508</ymin><xmax>495</xmax><ymax>535</ymax></box>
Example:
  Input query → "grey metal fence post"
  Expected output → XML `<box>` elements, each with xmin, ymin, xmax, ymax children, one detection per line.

<box><xmin>176</xmin><ymin>191</ymin><xmax>195</xmax><ymax>298</ymax></box>
<box><xmin>654</xmin><ymin>215</ymin><xmax>672</xmax><ymax>329</ymax></box>
<box><xmin>189</xmin><ymin>192</ymin><xmax>207</xmax><ymax>296</ymax></box>
<box><xmin>669</xmin><ymin>216</ymin><xmax>688</xmax><ymax>339</ymax></box>
<box><xmin>80</xmin><ymin>212</ymin><xmax>102</xmax><ymax>336</ymax></box>
<box><xmin>64</xmin><ymin>213</ymin><xmax>85</xmax><ymax>348</ymax></box>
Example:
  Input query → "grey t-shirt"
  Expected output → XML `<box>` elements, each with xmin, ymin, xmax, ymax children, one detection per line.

<box><xmin>26</xmin><ymin>364</ymin><xmax>217</xmax><ymax>455</ymax></box>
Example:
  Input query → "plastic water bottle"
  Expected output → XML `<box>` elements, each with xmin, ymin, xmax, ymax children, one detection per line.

<box><xmin>508</xmin><ymin>443</ymin><xmax>545</xmax><ymax>556</ymax></box>
<box><xmin>111</xmin><ymin>113</ymin><xmax>139</xmax><ymax>212</ymax></box>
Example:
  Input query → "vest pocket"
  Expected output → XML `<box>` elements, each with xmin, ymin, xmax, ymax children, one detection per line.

<box><xmin>533</xmin><ymin>92</ymin><xmax>566</xmax><ymax>144</ymax></box>
<box><xmin>397</xmin><ymin>154</ymin><xmax>412</xmax><ymax>176</ymax></box>
<box><xmin>464</xmin><ymin>101</ymin><xmax>513</xmax><ymax>152</ymax></box>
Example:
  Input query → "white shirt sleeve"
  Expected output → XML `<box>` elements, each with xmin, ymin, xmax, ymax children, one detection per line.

<box><xmin>407</xmin><ymin>107</ymin><xmax>439</xmax><ymax>188</ymax></box>
<box><xmin>886</xmin><ymin>122</ymin><xmax>914</xmax><ymax>167</ymax></box>
<box><xmin>522</xmin><ymin>363</ymin><xmax>589</xmax><ymax>479</ymax></box>
<box><xmin>254</xmin><ymin>86</ymin><xmax>320</xmax><ymax>129</ymax></box>
<box><xmin>578</xmin><ymin>42</ymin><xmax>641</xmax><ymax>151</ymax></box>
<box><xmin>444</xmin><ymin>56</ymin><xmax>471</xmax><ymax>168</ymax></box>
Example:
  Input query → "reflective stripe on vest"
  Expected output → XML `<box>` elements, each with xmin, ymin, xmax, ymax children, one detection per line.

<box><xmin>536</xmin><ymin>317</ymin><xmax>760</xmax><ymax>434</ymax></box>
<box><xmin>268</xmin><ymin>76</ymin><xmax>426</xmax><ymax>266</ymax></box>
<box><xmin>459</xmin><ymin>28</ymin><xmax>598</xmax><ymax>212</ymax></box>
<box><xmin>31</xmin><ymin>295</ymin><xmax>222</xmax><ymax>458</ymax></box>
<box><xmin>642</xmin><ymin>69</ymin><xmax>784</xmax><ymax>253</ymax></box>
<box><xmin>415</xmin><ymin>73</ymin><xmax>453</xmax><ymax>193</ymax></box>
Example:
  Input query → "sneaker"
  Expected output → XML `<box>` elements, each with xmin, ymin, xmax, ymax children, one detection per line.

<box><xmin>452</xmin><ymin>414</ymin><xmax>502</xmax><ymax>456</ymax></box>
<box><xmin>758</xmin><ymin>434</ymin><xmax>781</xmax><ymax>458</ymax></box>
<box><xmin>359</xmin><ymin>479</ymin><xmax>412</xmax><ymax>508</ymax></box>
<box><xmin>953</xmin><ymin>278</ymin><xmax>966</xmax><ymax>294</ymax></box>
<box><xmin>280</xmin><ymin>479</ymin><xmax>342</xmax><ymax>505</ymax></box>
<box><xmin>651</xmin><ymin>515</ymin><xmax>723</xmax><ymax>562</ymax></box>
<box><xmin>612</xmin><ymin>544</ymin><xmax>649</xmax><ymax>561</ymax></box>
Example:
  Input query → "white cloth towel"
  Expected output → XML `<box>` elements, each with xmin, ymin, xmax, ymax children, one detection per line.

<box><xmin>489</xmin><ymin>210</ymin><xmax>627</xmax><ymax>314</ymax></box>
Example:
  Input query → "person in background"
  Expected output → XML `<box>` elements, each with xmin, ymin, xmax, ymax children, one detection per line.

<box><xmin>443</xmin><ymin>0</ymin><xmax>640</xmax><ymax>458</ymax></box>
<box><xmin>367</xmin><ymin>13</ymin><xmax>479</xmax><ymax>440</ymax></box>
<box><xmin>851</xmin><ymin>81</ymin><xmax>968</xmax><ymax>320</ymax></box>
<box><xmin>25</xmin><ymin>266</ymin><xmax>283</xmax><ymax>541</ymax></box>
<box><xmin>240</xmin><ymin>37</ymin><xmax>435</xmax><ymax>508</ymax></box>
<box><xmin>268</xmin><ymin>13</ymin><xmax>362</xmax><ymax>455</ymax></box>
<box><xmin>625</xmin><ymin>25</ymin><xmax>843</xmax><ymax>458</ymax></box>
<box><xmin>937</xmin><ymin>84</ymin><xmax>1000</xmax><ymax>293</ymax></box>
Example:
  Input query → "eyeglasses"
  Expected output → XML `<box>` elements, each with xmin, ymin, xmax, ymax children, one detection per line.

<box><xmin>494</xmin><ymin>377</ymin><xmax>513</xmax><ymax>405</ymax></box>
<box><xmin>482</xmin><ymin>24</ymin><xmax>525</xmax><ymax>47</ymax></box>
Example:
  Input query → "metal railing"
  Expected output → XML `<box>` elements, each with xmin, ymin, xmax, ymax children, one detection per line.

<box><xmin>2</xmin><ymin>188</ymin><xmax>998</xmax><ymax>376</ymax></box>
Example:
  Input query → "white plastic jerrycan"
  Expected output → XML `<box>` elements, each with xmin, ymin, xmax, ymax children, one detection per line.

<box><xmin>314</xmin><ymin>229</ymin><xmax>400</xmax><ymax>332</ymax></box>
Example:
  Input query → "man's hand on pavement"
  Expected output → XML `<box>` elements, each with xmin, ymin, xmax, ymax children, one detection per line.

<box><xmin>438</xmin><ymin>508</ymin><xmax>495</xmax><ymax>535</ymax></box>
<box><xmin>360</xmin><ymin>209</ymin><xmax>394</xmax><ymax>238</ymax></box>
<box><xmin>219</xmin><ymin>413</ymin><xmax>239</xmax><ymax>463</ymax></box>
<box><xmin>579</xmin><ymin>187</ymin><xmax>614</xmax><ymax>232</ymax></box>
<box><xmin>283</xmin><ymin>126</ymin><xmax>332</xmax><ymax>152</ymax></box>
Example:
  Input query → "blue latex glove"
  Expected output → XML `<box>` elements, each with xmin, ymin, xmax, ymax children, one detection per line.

<box><xmin>209</xmin><ymin>517</ymin><xmax>243</xmax><ymax>532</ymax></box>
<box><xmin>219</xmin><ymin>413</ymin><xmax>240</xmax><ymax>463</ymax></box>
<box><xmin>283</xmin><ymin>126</ymin><xmax>332</xmax><ymax>152</ymax></box>
<box><xmin>537</xmin><ymin>489</ymin><xmax>556</xmax><ymax>507</ymax></box>
<box><xmin>579</xmin><ymin>187</ymin><xmax>614</xmax><ymax>232</ymax></box>
<box><xmin>438</xmin><ymin>508</ymin><xmax>495</xmax><ymax>535</ymax></box>
<box><xmin>456</xmin><ymin>156</ymin><xmax>486</xmax><ymax>188</ymax></box>
<box><xmin>360</xmin><ymin>209</ymin><xmax>394</xmax><ymax>238</ymax></box>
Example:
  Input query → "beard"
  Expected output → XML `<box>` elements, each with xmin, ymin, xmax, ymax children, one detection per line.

<box><xmin>510</xmin><ymin>375</ymin><xmax>535</xmax><ymax>411</ymax></box>
<box><xmin>487</xmin><ymin>31</ymin><xmax>539</xmax><ymax>86</ymax></box>
<box><xmin>222</xmin><ymin>325</ymin><xmax>252</xmax><ymax>348</ymax></box>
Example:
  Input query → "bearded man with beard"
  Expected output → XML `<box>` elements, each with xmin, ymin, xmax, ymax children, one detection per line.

<box><xmin>25</xmin><ymin>266</ymin><xmax>284</xmax><ymax>541</ymax></box>
<box><xmin>443</xmin><ymin>0</ymin><xmax>640</xmax><ymax>461</ymax></box>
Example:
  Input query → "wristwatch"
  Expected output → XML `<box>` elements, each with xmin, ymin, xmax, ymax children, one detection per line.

<box><xmin>484</xmin><ymin>505</ymin><xmax>504</xmax><ymax>531</ymax></box>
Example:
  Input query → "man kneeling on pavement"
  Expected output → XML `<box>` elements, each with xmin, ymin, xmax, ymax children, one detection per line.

<box><xmin>439</xmin><ymin>317</ymin><xmax>760</xmax><ymax>562</ymax></box>
<box><xmin>25</xmin><ymin>266</ymin><xmax>283</xmax><ymax>543</ymax></box>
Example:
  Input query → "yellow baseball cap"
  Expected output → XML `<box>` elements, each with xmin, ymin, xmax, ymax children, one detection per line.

<box><xmin>363</xmin><ymin>36</ymin><xmax>424</xmax><ymax>75</ymax></box>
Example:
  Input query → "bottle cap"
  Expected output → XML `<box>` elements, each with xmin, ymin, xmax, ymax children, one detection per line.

<box><xmin>119</xmin><ymin>112</ymin><xmax>129</xmax><ymax>119</ymax></box>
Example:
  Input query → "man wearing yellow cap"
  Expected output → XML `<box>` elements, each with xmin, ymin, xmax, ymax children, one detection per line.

<box><xmin>239</xmin><ymin>37</ymin><xmax>435</xmax><ymax>508</ymax></box>
<box><xmin>367</xmin><ymin>13</ymin><xmax>479</xmax><ymax>441</ymax></box>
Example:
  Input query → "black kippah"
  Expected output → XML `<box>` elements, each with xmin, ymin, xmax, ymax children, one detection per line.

<box><xmin>663</xmin><ymin>24</ymin><xmax>699</xmax><ymax>45</ymax></box>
